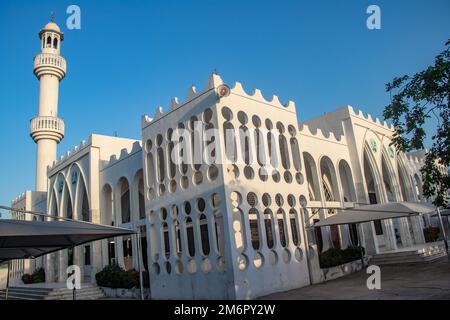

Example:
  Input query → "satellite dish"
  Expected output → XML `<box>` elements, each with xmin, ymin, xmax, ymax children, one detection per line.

<box><xmin>217</xmin><ymin>84</ymin><xmax>231</xmax><ymax>99</ymax></box>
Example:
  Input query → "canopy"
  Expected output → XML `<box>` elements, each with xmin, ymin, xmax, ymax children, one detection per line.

<box><xmin>0</xmin><ymin>219</ymin><xmax>135</xmax><ymax>261</ymax></box>
<box><xmin>314</xmin><ymin>201</ymin><xmax>436</xmax><ymax>227</ymax></box>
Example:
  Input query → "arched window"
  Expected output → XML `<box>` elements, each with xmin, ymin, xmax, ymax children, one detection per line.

<box><xmin>119</xmin><ymin>178</ymin><xmax>131</xmax><ymax>223</ymax></box>
<box><xmin>46</xmin><ymin>36</ymin><xmax>52</xmax><ymax>48</ymax></box>
<box><xmin>53</xmin><ymin>37</ymin><xmax>58</xmax><ymax>49</ymax></box>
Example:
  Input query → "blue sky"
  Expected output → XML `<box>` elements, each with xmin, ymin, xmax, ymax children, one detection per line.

<box><xmin>0</xmin><ymin>0</ymin><xmax>449</xmax><ymax>209</ymax></box>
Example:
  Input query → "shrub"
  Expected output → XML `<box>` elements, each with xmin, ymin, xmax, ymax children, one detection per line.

<box><xmin>21</xmin><ymin>268</ymin><xmax>45</xmax><ymax>284</ymax></box>
<box><xmin>31</xmin><ymin>268</ymin><xmax>45</xmax><ymax>283</ymax></box>
<box><xmin>319</xmin><ymin>246</ymin><xmax>365</xmax><ymax>269</ymax></box>
<box><xmin>423</xmin><ymin>227</ymin><xmax>440</xmax><ymax>242</ymax></box>
<box><xmin>342</xmin><ymin>246</ymin><xmax>365</xmax><ymax>263</ymax></box>
<box><xmin>22</xmin><ymin>273</ymin><xmax>33</xmax><ymax>284</ymax></box>
<box><xmin>95</xmin><ymin>264</ymin><xmax>138</xmax><ymax>289</ymax></box>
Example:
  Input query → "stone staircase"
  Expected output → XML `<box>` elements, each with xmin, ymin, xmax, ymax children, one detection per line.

<box><xmin>0</xmin><ymin>283</ymin><xmax>106</xmax><ymax>300</ymax></box>
<box><xmin>371</xmin><ymin>242</ymin><xmax>448</xmax><ymax>265</ymax></box>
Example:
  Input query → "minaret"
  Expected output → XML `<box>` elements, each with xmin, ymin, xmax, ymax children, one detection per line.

<box><xmin>30</xmin><ymin>19</ymin><xmax>66</xmax><ymax>192</ymax></box>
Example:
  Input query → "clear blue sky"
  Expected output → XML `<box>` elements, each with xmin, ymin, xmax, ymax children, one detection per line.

<box><xmin>0</xmin><ymin>0</ymin><xmax>449</xmax><ymax>209</ymax></box>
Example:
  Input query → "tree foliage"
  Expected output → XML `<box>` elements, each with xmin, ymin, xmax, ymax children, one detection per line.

<box><xmin>383</xmin><ymin>40</ymin><xmax>449</xmax><ymax>207</ymax></box>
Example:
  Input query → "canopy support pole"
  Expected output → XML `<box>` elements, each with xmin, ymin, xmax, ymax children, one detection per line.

<box><xmin>436</xmin><ymin>208</ymin><xmax>450</xmax><ymax>261</ymax></box>
<box><xmin>5</xmin><ymin>260</ymin><xmax>11</xmax><ymax>300</ymax></box>
<box><xmin>135</xmin><ymin>229</ymin><xmax>144</xmax><ymax>300</ymax></box>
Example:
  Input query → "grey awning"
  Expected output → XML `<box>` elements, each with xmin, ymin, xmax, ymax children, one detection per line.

<box><xmin>0</xmin><ymin>219</ymin><xmax>135</xmax><ymax>261</ymax></box>
<box><xmin>314</xmin><ymin>202</ymin><xmax>436</xmax><ymax>227</ymax></box>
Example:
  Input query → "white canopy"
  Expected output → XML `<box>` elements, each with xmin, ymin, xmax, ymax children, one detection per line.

<box><xmin>314</xmin><ymin>202</ymin><xmax>436</xmax><ymax>227</ymax></box>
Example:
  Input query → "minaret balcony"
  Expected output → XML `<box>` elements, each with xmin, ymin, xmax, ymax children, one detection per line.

<box><xmin>33</xmin><ymin>53</ymin><xmax>66</xmax><ymax>80</ymax></box>
<box><xmin>30</xmin><ymin>116</ymin><xmax>65</xmax><ymax>142</ymax></box>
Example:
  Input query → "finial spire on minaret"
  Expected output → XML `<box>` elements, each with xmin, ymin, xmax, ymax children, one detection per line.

<box><xmin>50</xmin><ymin>11</ymin><xmax>55</xmax><ymax>22</ymax></box>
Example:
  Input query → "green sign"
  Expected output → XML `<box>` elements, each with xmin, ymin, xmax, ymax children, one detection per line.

<box><xmin>71</xmin><ymin>171</ymin><xmax>78</xmax><ymax>185</ymax></box>
<box><xmin>369</xmin><ymin>138</ymin><xmax>377</xmax><ymax>153</ymax></box>
<box><xmin>388</xmin><ymin>146</ymin><xmax>394</xmax><ymax>158</ymax></box>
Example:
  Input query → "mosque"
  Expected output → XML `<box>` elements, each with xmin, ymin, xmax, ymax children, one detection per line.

<box><xmin>9</xmin><ymin>19</ymin><xmax>444</xmax><ymax>299</ymax></box>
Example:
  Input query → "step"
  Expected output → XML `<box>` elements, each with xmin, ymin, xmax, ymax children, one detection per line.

<box><xmin>0</xmin><ymin>290</ymin><xmax>47</xmax><ymax>299</ymax></box>
<box><xmin>47</xmin><ymin>288</ymin><xmax>104</xmax><ymax>296</ymax></box>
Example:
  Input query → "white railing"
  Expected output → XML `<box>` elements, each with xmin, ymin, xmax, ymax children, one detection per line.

<box><xmin>34</xmin><ymin>53</ymin><xmax>66</xmax><ymax>71</ymax></box>
<box><xmin>30</xmin><ymin>116</ymin><xmax>65</xmax><ymax>134</ymax></box>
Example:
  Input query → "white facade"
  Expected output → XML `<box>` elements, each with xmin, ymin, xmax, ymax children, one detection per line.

<box><xmin>10</xmin><ymin>20</ymin><xmax>447</xmax><ymax>299</ymax></box>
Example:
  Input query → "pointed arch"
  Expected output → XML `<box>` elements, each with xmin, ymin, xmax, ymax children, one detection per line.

<box><xmin>319</xmin><ymin>156</ymin><xmax>340</xmax><ymax>201</ymax></box>
<box><xmin>118</xmin><ymin>176</ymin><xmax>131</xmax><ymax>224</ymax></box>
<box><xmin>338</xmin><ymin>160</ymin><xmax>356</xmax><ymax>202</ymax></box>
<box><xmin>303</xmin><ymin>152</ymin><xmax>321</xmax><ymax>201</ymax></box>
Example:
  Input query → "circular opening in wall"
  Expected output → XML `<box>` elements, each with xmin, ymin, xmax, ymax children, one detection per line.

<box><xmin>197</xmin><ymin>198</ymin><xmax>206</xmax><ymax>212</ymax></box>
<box><xmin>268</xmin><ymin>250</ymin><xmax>278</xmax><ymax>265</ymax></box>
<box><xmin>237</xmin><ymin>111</ymin><xmax>248</xmax><ymax>125</ymax></box>
<box><xmin>193</xmin><ymin>171</ymin><xmax>203</xmax><ymax>185</ymax></box>
<box><xmin>247</xmin><ymin>192</ymin><xmax>258</xmax><ymax>207</ymax></box>
<box><xmin>169</xmin><ymin>180</ymin><xmax>177</xmax><ymax>193</ymax></box>
<box><xmin>295</xmin><ymin>172</ymin><xmax>304</xmax><ymax>185</ymax></box>
<box><xmin>158</xmin><ymin>184</ymin><xmax>166</xmax><ymax>196</ymax></box>
<box><xmin>208</xmin><ymin>165</ymin><xmax>219</xmax><ymax>181</ymax></box>
<box><xmin>244</xmin><ymin>166</ymin><xmax>254</xmax><ymax>180</ymax></box>
<box><xmin>282</xmin><ymin>248</ymin><xmax>291</xmax><ymax>264</ymax></box>
<box><xmin>237</xmin><ymin>254</ymin><xmax>249</xmax><ymax>271</ymax></box>
<box><xmin>211</xmin><ymin>193</ymin><xmax>221</xmax><ymax>208</ymax></box>
<box><xmin>262</xmin><ymin>193</ymin><xmax>271</xmax><ymax>207</ymax></box>
<box><xmin>276</xmin><ymin>122</ymin><xmax>285</xmax><ymax>134</ymax></box>
<box><xmin>216</xmin><ymin>256</ymin><xmax>226</xmax><ymax>272</ymax></box>
<box><xmin>175</xmin><ymin>260</ymin><xmax>184</xmax><ymax>274</ymax></box>
<box><xmin>294</xmin><ymin>248</ymin><xmax>304</xmax><ymax>262</ymax></box>
<box><xmin>152</xmin><ymin>263</ymin><xmax>160</xmax><ymax>275</ymax></box>
<box><xmin>299</xmin><ymin>195</ymin><xmax>308</xmax><ymax>208</ymax></box>
<box><xmin>166</xmin><ymin>128</ymin><xmax>173</xmax><ymax>141</ymax></box>
<box><xmin>203</xmin><ymin>108</ymin><xmax>213</xmax><ymax>123</ymax></box>
<box><xmin>156</xmin><ymin>134</ymin><xmax>163</xmax><ymax>146</ymax></box>
<box><xmin>184</xmin><ymin>201</ymin><xmax>192</xmax><ymax>215</ymax></box>
<box><xmin>180</xmin><ymin>176</ymin><xmax>189</xmax><ymax>189</ymax></box>
<box><xmin>275</xmin><ymin>193</ymin><xmax>284</xmax><ymax>207</ymax></box>
<box><xmin>284</xmin><ymin>171</ymin><xmax>293</xmax><ymax>183</ymax></box>
<box><xmin>164</xmin><ymin>261</ymin><xmax>172</xmax><ymax>274</ymax></box>
<box><xmin>160</xmin><ymin>207</ymin><xmax>168</xmax><ymax>220</ymax></box>
<box><xmin>287</xmin><ymin>194</ymin><xmax>296</xmax><ymax>207</ymax></box>
<box><xmin>187</xmin><ymin>259</ymin><xmax>197</xmax><ymax>274</ymax></box>
<box><xmin>145</xmin><ymin>139</ymin><xmax>152</xmax><ymax>153</ymax></box>
<box><xmin>252</xmin><ymin>115</ymin><xmax>261</xmax><ymax>128</ymax></box>
<box><xmin>288</xmin><ymin>124</ymin><xmax>297</xmax><ymax>137</ymax></box>
<box><xmin>230</xmin><ymin>191</ymin><xmax>242</xmax><ymax>206</ymax></box>
<box><xmin>227</xmin><ymin>164</ymin><xmax>240</xmax><ymax>179</ymax></box>
<box><xmin>147</xmin><ymin>188</ymin><xmax>155</xmax><ymax>200</ymax></box>
<box><xmin>171</xmin><ymin>205</ymin><xmax>179</xmax><ymax>218</ymax></box>
<box><xmin>202</xmin><ymin>258</ymin><xmax>212</xmax><ymax>273</ymax></box>
<box><xmin>265</xmin><ymin>119</ymin><xmax>273</xmax><ymax>130</ymax></box>
<box><xmin>221</xmin><ymin>107</ymin><xmax>233</xmax><ymax>121</ymax></box>
<box><xmin>272</xmin><ymin>170</ymin><xmax>281</xmax><ymax>183</ymax></box>
<box><xmin>253</xmin><ymin>252</ymin><xmax>264</xmax><ymax>268</ymax></box>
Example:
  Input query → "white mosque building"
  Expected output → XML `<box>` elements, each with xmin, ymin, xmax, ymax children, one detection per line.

<box><xmin>9</xmin><ymin>20</ymin><xmax>446</xmax><ymax>299</ymax></box>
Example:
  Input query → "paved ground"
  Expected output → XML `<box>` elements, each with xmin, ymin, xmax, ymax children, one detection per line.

<box><xmin>260</xmin><ymin>257</ymin><xmax>450</xmax><ymax>300</ymax></box>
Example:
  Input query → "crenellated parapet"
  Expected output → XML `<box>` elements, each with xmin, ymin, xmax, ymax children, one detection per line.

<box><xmin>347</xmin><ymin>105</ymin><xmax>394</xmax><ymax>131</ymax></box>
<box><xmin>102</xmin><ymin>141</ymin><xmax>142</xmax><ymax>169</ymax></box>
<box><xmin>142</xmin><ymin>72</ymin><xmax>296</xmax><ymax>128</ymax></box>
<box><xmin>230</xmin><ymin>81</ymin><xmax>296</xmax><ymax>112</ymax></box>
<box><xmin>48</xmin><ymin>138</ymin><xmax>90</xmax><ymax>171</ymax></box>
<box><xmin>298</xmin><ymin>122</ymin><xmax>345</xmax><ymax>144</ymax></box>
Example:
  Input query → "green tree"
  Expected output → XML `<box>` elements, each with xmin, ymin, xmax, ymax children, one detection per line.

<box><xmin>384</xmin><ymin>40</ymin><xmax>449</xmax><ymax>207</ymax></box>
